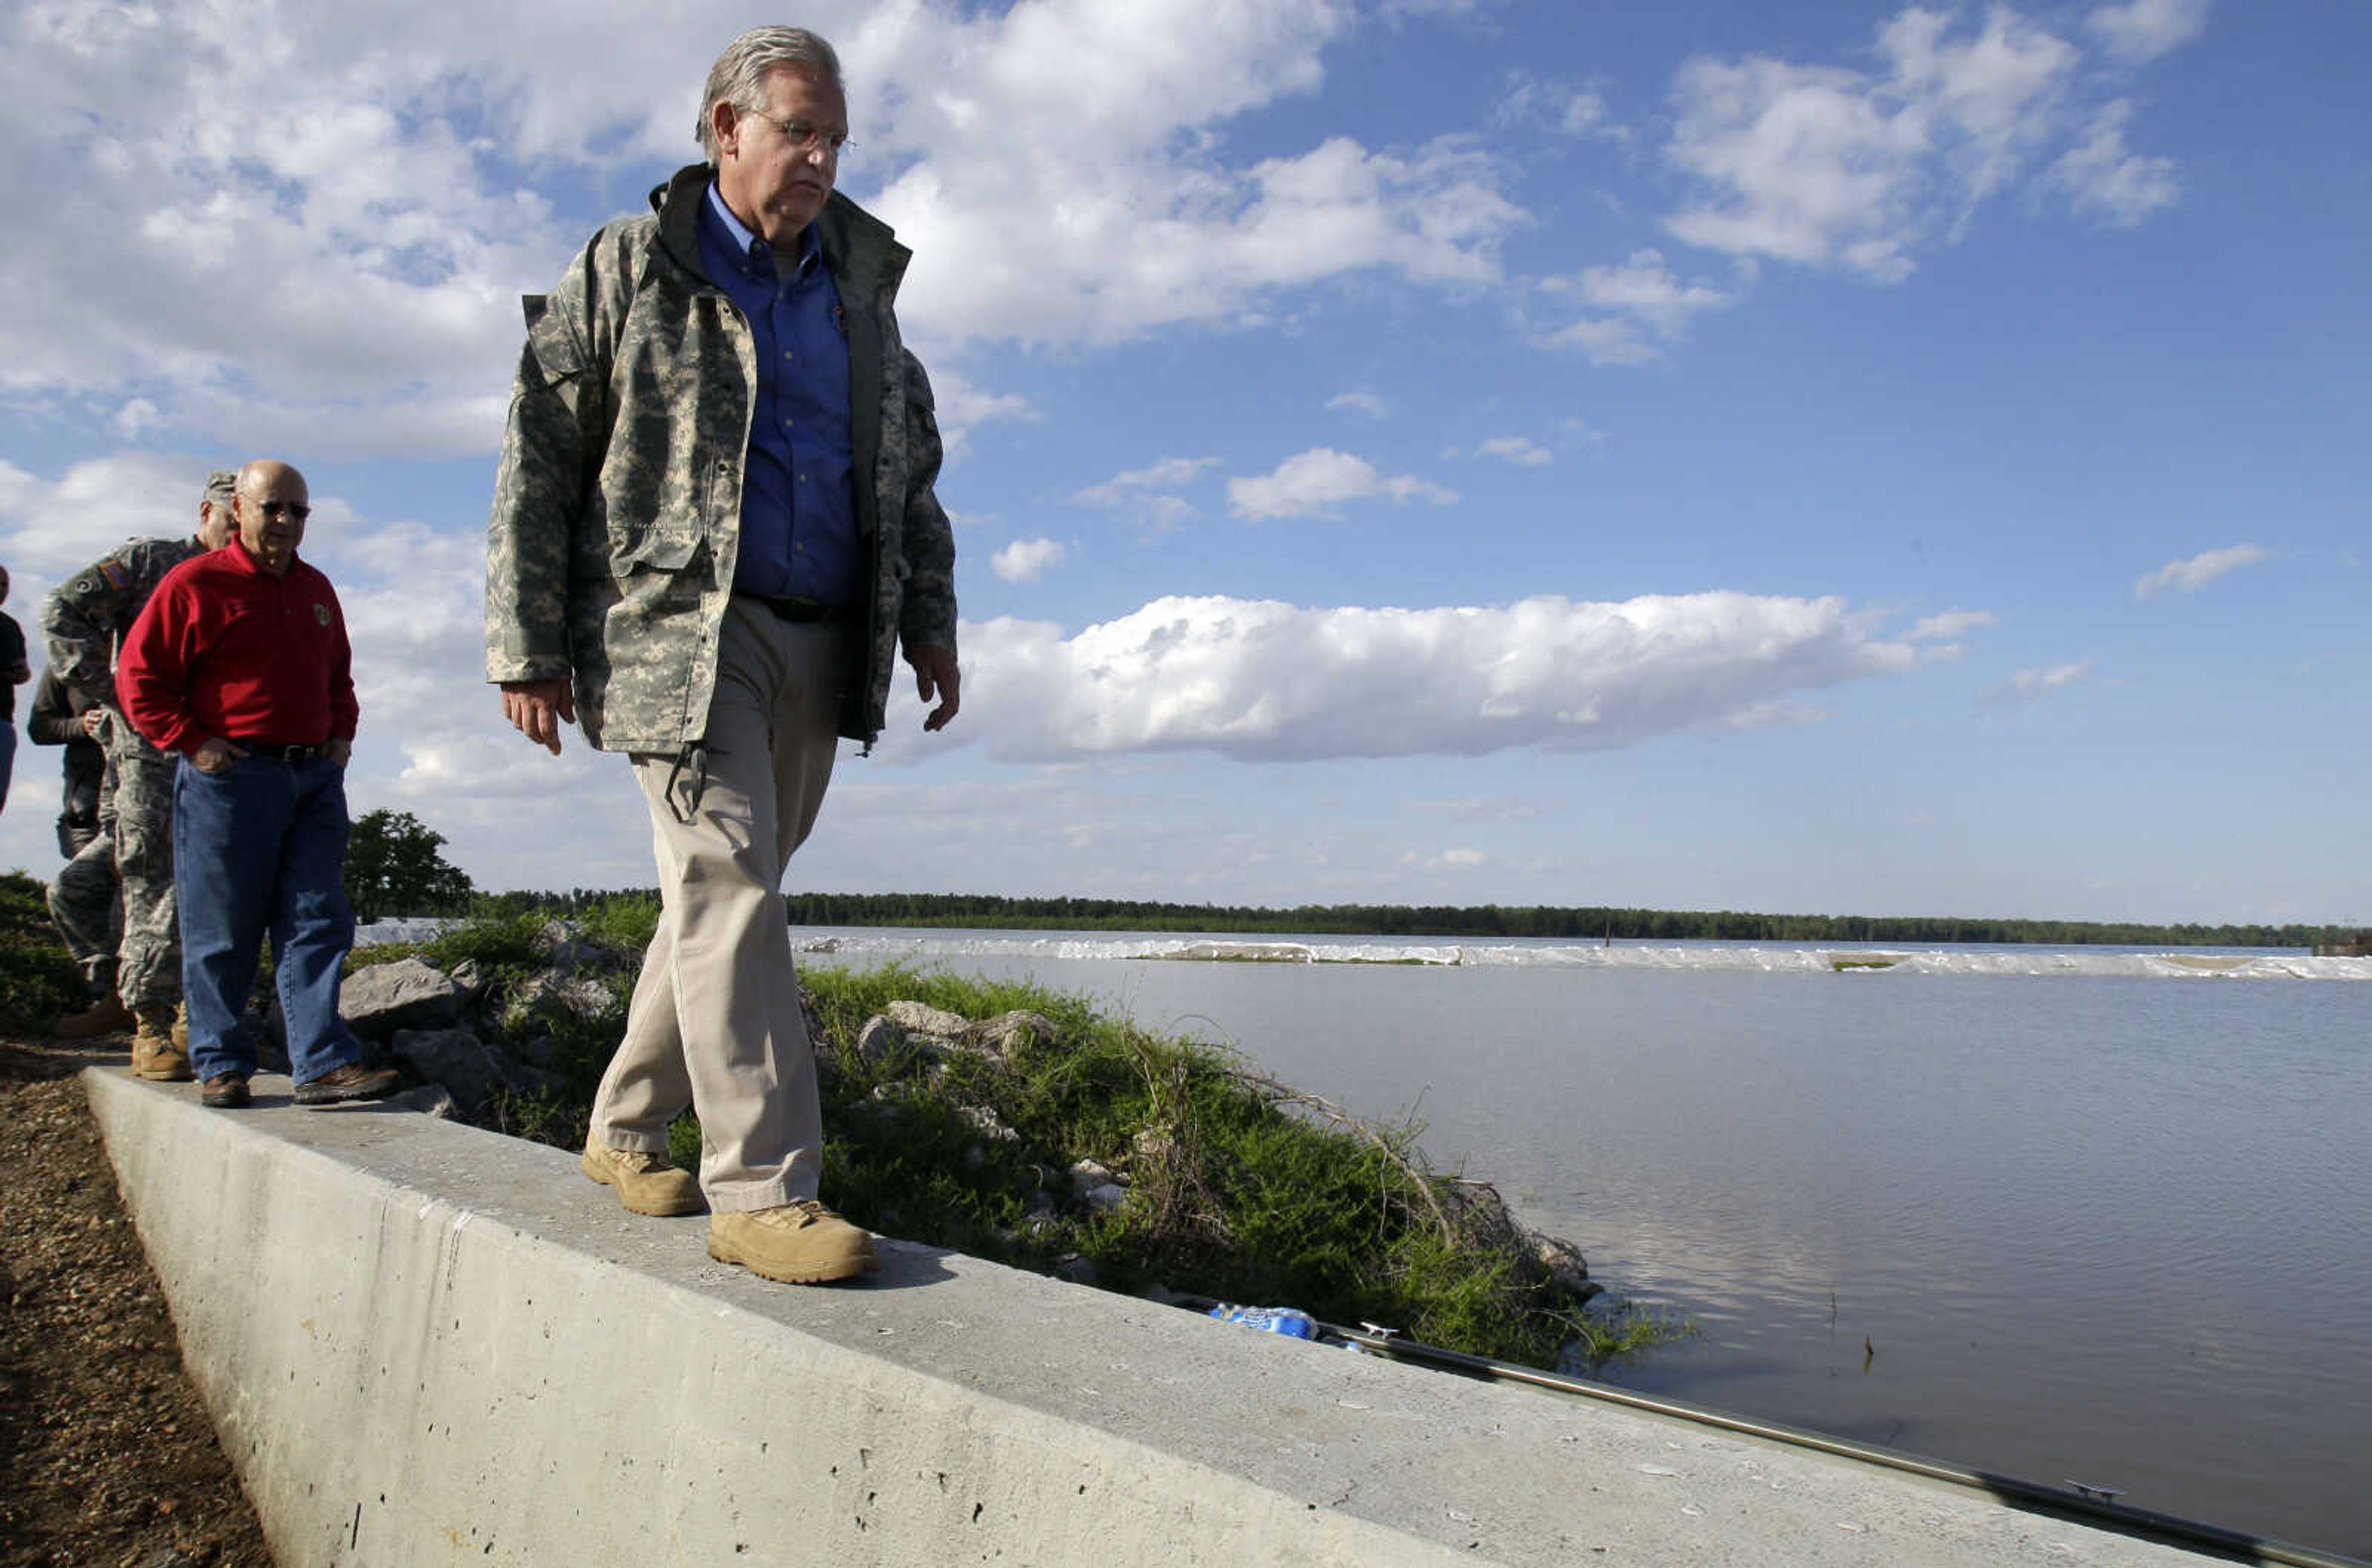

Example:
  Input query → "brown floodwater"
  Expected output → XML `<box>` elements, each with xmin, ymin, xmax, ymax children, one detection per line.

<box><xmin>807</xmin><ymin>933</ymin><xmax>2371</xmax><ymax>1561</ymax></box>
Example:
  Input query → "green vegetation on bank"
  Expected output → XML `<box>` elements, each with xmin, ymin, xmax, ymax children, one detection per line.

<box><xmin>355</xmin><ymin>894</ymin><xmax>1683</xmax><ymax>1372</ymax></box>
<box><xmin>460</xmin><ymin>886</ymin><xmax>2350</xmax><ymax>952</ymax></box>
<box><xmin>0</xmin><ymin>873</ymin><xmax>86</xmax><ymax>1034</ymax></box>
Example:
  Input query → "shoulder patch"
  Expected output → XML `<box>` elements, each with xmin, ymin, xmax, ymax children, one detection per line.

<box><xmin>98</xmin><ymin>563</ymin><xmax>127</xmax><ymax>591</ymax></box>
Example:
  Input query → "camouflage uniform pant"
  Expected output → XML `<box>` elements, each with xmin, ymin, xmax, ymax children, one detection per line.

<box><xmin>111</xmin><ymin>732</ymin><xmax>182</xmax><ymax>1013</ymax></box>
<box><xmin>48</xmin><ymin>829</ymin><xmax>122</xmax><ymax>997</ymax></box>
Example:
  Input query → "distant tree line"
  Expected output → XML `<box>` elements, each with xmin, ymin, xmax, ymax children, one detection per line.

<box><xmin>456</xmin><ymin>884</ymin><xmax>2352</xmax><ymax>950</ymax></box>
<box><xmin>743</xmin><ymin>892</ymin><xmax>2349</xmax><ymax>951</ymax></box>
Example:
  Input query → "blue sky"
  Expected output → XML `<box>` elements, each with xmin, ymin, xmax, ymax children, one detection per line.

<box><xmin>1</xmin><ymin>0</ymin><xmax>2362</xmax><ymax>925</ymax></box>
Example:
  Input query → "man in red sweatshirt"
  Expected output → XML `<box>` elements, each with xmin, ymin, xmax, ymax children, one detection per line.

<box><xmin>117</xmin><ymin>459</ymin><xmax>397</xmax><ymax>1110</ymax></box>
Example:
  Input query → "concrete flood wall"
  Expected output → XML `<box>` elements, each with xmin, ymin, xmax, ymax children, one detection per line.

<box><xmin>86</xmin><ymin>1068</ymin><xmax>2215</xmax><ymax>1567</ymax></box>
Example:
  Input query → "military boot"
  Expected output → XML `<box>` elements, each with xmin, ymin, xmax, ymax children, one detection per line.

<box><xmin>55</xmin><ymin>992</ymin><xmax>135</xmax><ymax>1039</ymax></box>
<box><xmin>172</xmin><ymin>1001</ymin><xmax>189</xmax><ymax>1050</ymax></box>
<box><xmin>130</xmin><ymin>1006</ymin><xmax>193</xmax><ymax>1082</ymax></box>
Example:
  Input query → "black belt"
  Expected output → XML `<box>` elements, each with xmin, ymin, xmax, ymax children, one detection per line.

<box><xmin>240</xmin><ymin>742</ymin><xmax>331</xmax><ymax>762</ymax></box>
<box><xmin>742</xmin><ymin>593</ymin><xmax>846</xmax><ymax>624</ymax></box>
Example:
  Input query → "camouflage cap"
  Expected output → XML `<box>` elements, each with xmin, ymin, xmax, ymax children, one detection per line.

<box><xmin>203</xmin><ymin>469</ymin><xmax>238</xmax><ymax>508</ymax></box>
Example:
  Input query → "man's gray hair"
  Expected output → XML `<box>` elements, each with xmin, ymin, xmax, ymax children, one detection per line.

<box><xmin>697</xmin><ymin>27</ymin><xmax>844</xmax><ymax>164</ymax></box>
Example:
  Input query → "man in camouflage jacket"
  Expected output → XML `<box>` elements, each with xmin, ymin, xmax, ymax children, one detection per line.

<box><xmin>486</xmin><ymin>27</ymin><xmax>957</xmax><ymax>1286</ymax></box>
<box><xmin>31</xmin><ymin>667</ymin><xmax>127</xmax><ymax>1036</ymax></box>
<box><xmin>41</xmin><ymin>472</ymin><xmax>237</xmax><ymax>1073</ymax></box>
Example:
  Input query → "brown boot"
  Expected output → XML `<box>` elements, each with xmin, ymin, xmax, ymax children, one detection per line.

<box><xmin>172</xmin><ymin>1002</ymin><xmax>189</xmax><ymax>1051</ymax></box>
<box><xmin>292</xmin><ymin>1063</ymin><xmax>402</xmax><ymax>1106</ymax></box>
<box><xmin>708</xmin><ymin>1201</ymin><xmax>877</xmax><ymax>1285</ymax></box>
<box><xmin>582</xmin><ymin>1138</ymin><xmax>704</xmax><ymax>1216</ymax></box>
<box><xmin>131</xmin><ymin>1007</ymin><xmax>193</xmax><ymax>1082</ymax></box>
<box><xmin>55</xmin><ymin>993</ymin><xmax>135</xmax><ymax>1040</ymax></box>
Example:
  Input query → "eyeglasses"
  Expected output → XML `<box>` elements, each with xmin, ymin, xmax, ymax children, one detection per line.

<box><xmin>747</xmin><ymin>109</ymin><xmax>850</xmax><ymax>157</ymax></box>
<box><xmin>253</xmin><ymin>501</ymin><xmax>310</xmax><ymax>522</ymax></box>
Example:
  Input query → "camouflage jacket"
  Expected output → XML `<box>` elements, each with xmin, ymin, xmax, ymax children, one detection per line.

<box><xmin>40</xmin><ymin>534</ymin><xmax>208</xmax><ymax>761</ymax></box>
<box><xmin>485</xmin><ymin>164</ymin><xmax>958</xmax><ymax>753</ymax></box>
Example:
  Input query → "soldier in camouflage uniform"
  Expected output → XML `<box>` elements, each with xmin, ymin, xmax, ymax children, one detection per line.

<box><xmin>46</xmin><ymin>715</ymin><xmax>127</xmax><ymax>1036</ymax></box>
<box><xmin>486</xmin><ymin>27</ymin><xmax>957</xmax><ymax>1286</ymax></box>
<box><xmin>40</xmin><ymin>472</ymin><xmax>237</xmax><ymax>1076</ymax></box>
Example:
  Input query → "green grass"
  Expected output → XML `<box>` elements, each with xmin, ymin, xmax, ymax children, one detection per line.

<box><xmin>0</xmin><ymin>872</ymin><xmax>87</xmax><ymax>1034</ymax></box>
<box><xmin>348</xmin><ymin>912</ymin><xmax>1682</xmax><ymax>1370</ymax></box>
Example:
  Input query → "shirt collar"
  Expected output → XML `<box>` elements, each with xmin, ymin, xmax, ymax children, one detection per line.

<box><xmin>704</xmin><ymin>180</ymin><xmax>821</xmax><ymax>277</ymax></box>
<box><xmin>225</xmin><ymin>536</ymin><xmax>293</xmax><ymax>577</ymax></box>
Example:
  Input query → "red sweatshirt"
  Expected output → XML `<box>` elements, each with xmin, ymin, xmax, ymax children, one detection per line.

<box><xmin>117</xmin><ymin>539</ymin><xmax>358</xmax><ymax>757</ymax></box>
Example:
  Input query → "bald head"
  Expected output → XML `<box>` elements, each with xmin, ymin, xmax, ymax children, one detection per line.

<box><xmin>233</xmin><ymin>459</ymin><xmax>311</xmax><ymax>577</ymax></box>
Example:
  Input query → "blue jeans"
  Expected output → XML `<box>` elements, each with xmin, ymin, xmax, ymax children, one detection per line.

<box><xmin>173</xmin><ymin>755</ymin><xmax>363</xmax><ymax>1084</ymax></box>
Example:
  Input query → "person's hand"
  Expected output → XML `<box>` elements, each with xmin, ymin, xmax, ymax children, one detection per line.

<box><xmin>906</xmin><ymin>645</ymin><xmax>960</xmax><ymax>732</ymax></box>
<box><xmin>327</xmin><ymin>737</ymin><xmax>352</xmax><ymax>768</ymax></box>
<box><xmin>79</xmin><ymin>708</ymin><xmax>107</xmax><ymax>740</ymax></box>
<box><xmin>191</xmin><ymin>737</ymin><xmax>246</xmax><ymax>775</ymax></box>
<box><xmin>501</xmin><ymin>679</ymin><xmax>576</xmax><ymax>755</ymax></box>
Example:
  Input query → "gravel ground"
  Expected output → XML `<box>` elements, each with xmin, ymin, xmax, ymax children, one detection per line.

<box><xmin>0</xmin><ymin>1035</ymin><xmax>274</xmax><ymax>1568</ymax></box>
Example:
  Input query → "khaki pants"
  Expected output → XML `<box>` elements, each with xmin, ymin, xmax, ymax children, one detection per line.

<box><xmin>591</xmin><ymin>601</ymin><xmax>844</xmax><ymax>1213</ymax></box>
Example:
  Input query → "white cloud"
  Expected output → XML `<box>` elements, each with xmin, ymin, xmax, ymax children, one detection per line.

<box><xmin>917</xmin><ymin>590</ymin><xmax>1934</xmax><ymax>764</ymax></box>
<box><xmin>2051</xmin><ymin>101</ymin><xmax>2181</xmax><ymax>227</ymax></box>
<box><xmin>861</xmin><ymin>2</ymin><xmax>1524</xmax><ymax>350</ymax></box>
<box><xmin>0</xmin><ymin>1</ymin><xmax>584</xmax><ymax>459</ymax></box>
<box><xmin>1907</xmin><ymin>609</ymin><xmax>1997</xmax><ymax>640</ymax></box>
<box><xmin>1661</xmin><ymin>6</ymin><xmax>2175</xmax><ymax>281</ymax></box>
<box><xmin>1542</xmin><ymin>248</ymin><xmax>1736</xmax><ymax>362</ymax></box>
<box><xmin>1497</xmin><ymin>72</ymin><xmax>1631</xmax><ymax>143</ymax></box>
<box><xmin>1327</xmin><ymin>390</ymin><xmax>1390</xmax><ymax>418</ymax></box>
<box><xmin>1984</xmin><ymin>658</ymin><xmax>2096</xmax><ymax>705</ymax></box>
<box><xmin>1474</xmin><ymin>437</ymin><xmax>1553</xmax><ymax>467</ymax></box>
<box><xmin>1403</xmin><ymin>847</ymin><xmax>1488</xmax><ymax>870</ymax></box>
<box><xmin>1075</xmin><ymin>457</ymin><xmax>1222</xmax><ymax>504</ymax></box>
<box><xmin>928</xmin><ymin>369</ymin><xmax>1034</xmax><ymax>462</ymax></box>
<box><xmin>0</xmin><ymin>0</ymin><xmax>1528</xmax><ymax>460</ymax></box>
<box><xmin>2087</xmin><ymin>0</ymin><xmax>2210</xmax><ymax>64</ymax></box>
<box><xmin>990</xmin><ymin>537</ymin><xmax>1068</xmax><ymax>584</ymax></box>
<box><xmin>1226</xmin><ymin>448</ymin><xmax>1458</xmax><ymax>520</ymax></box>
<box><xmin>2134</xmin><ymin>543</ymin><xmax>2265</xmax><ymax>600</ymax></box>
<box><xmin>1072</xmin><ymin>456</ymin><xmax>1221</xmax><ymax>530</ymax></box>
<box><xmin>0</xmin><ymin>454</ymin><xmax>218</xmax><ymax>605</ymax></box>
<box><xmin>1540</xmin><ymin>316</ymin><xmax>1659</xmax><ymax>366</ymax></box>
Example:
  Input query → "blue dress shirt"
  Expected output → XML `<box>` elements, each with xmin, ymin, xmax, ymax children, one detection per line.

<box><xmin>698</xmin><ymin>182</ymin><xmax>859</xmax><ymax>606</ymax></box>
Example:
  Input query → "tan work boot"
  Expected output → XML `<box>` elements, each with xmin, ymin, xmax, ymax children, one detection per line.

<box><xmin>582</xmin><ymin>1138</ymin><xmax>704</xmax><ymax>1217</ymax></box>
<box><xmin>709</xmin><ymin>1201</ymin><xmax>875</xmax><ymax>1285</ymax></box>
<box><xmin>55</xmin><ymin>992</ymin><xmax>135</xmax><ymax>1039</ymax></box>
<box><xmin>172</xmin><ymin>1002</ymin><xmax>189</xmax><ymax>1051</ymax></box>
<box><xmin>130</xmin><ymin>1007</ymin><xmax>192</xmax><ymax>1082</ymax></box>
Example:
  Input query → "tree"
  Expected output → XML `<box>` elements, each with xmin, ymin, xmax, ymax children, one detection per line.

<box><xmin>345</xmin><ymin>809</ymin><xmax>474</xmax><ymax>923</ymax></box>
